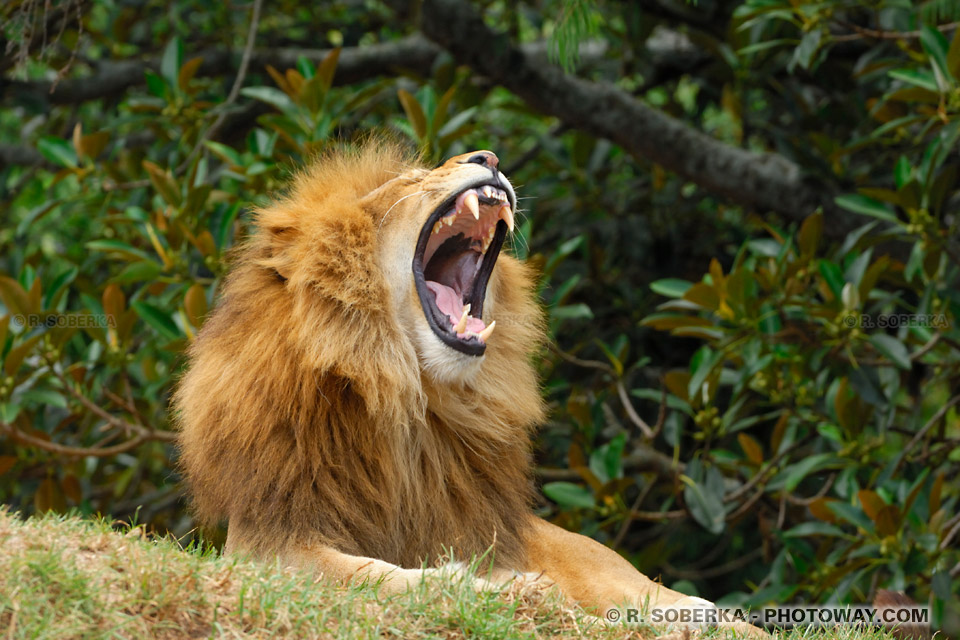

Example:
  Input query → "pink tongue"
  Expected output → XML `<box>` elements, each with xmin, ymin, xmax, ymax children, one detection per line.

<box><xmin>425</xmin><ymin>281</ymin><xmax>486</xmax><ymax>336</ymax></box>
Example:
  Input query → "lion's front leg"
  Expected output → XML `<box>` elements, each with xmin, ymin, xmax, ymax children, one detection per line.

<box><xmin>522</xmin><ymin>517</ymin><xmax>768</xmax><ymax>637</ymax></box>
<box><xmin>279</xmin><ymin>544</ymin><xmax>506</xmax><ymax>595</ymax></box>
<box><xmin>522</xmin><ymin>516</ymin><xmax>687</xmax><ymax>613</ymax></box>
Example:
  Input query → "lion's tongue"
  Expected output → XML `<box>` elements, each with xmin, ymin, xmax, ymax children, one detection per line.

<box><xmin>425</xmin><ymin>281</ymin><xmax>486</xmax><ymax>336</ymax></box>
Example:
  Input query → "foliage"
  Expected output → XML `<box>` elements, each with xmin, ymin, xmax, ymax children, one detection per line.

<box><xmin>1</xmin><ymin>0</ymin><xmax>959</xmax><ymax>633</ymax></box>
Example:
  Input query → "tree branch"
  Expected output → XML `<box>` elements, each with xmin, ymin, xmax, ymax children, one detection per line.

<box><xmin>3</xmin><ymin>35</ymin><xmax>443</xmax><ymax>105</ymax></box>
<box><xmin>3</xmin><ymin>35</ymin><xmax>610</xmax><ymax>108</ymax></box>
<box><xmin>0</xmin><ymin>143</ymin><xmax>49</xmax><ymax>169</ymax></box>
<box><xmin>176</xmin><ymin>0</ymin><xmax>263</xmax><ymax>174</ymax></box>
<box><xmin>419</xmin><ymin>0</ymin><xmax>854</xmax><ymax>236</ymax></box>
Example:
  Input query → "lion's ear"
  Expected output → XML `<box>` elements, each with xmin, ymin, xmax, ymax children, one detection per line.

<box><xmin>256</xmin><ymin>216</ymin><xmax>300</xmax><ymax>282</ymax></box>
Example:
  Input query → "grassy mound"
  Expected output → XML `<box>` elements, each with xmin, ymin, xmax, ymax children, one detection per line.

<box><xmin>0</xmin><ymin>510</ymin><xmax>900</xmax><ymax>640</ymax></box>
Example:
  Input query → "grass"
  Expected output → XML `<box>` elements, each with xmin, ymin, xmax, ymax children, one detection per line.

<box><xmin>0</xmin><ymin>509</ymin><xmax>907</xmax><ymax>640</ymax></box>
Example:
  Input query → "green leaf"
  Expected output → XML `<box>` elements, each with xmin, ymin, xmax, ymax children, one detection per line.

<box><xmin>316</xmin><ymin>47</ymin><xmax>340</xmax><ymax>94</ymax></box>
<box><xmin>650</xmin><ymin>279</ymin><xmax>693</xmax><ymax>298</ymax></box>
<box><xmin>947</xmin><ymin>26</ymin><xmax>960</xmax><ymax>79</ymax></box>
<box><xmin>681</xmin><ymin>464</ymin><xmax>725</xmax><ymax>535</ymax></box>
<box><xmin>844</xmin><ymin>249</ymin><xmax>873</xmax><ymax>290</ymax></box>
<box><xmin>241</xmin><ymin>86</ymin><xmax>297</xmax><ymax>114</ymax></box>
<box><xmin>779</xmin><ymin>454</ymin><xmax>842</xmax><ymax>492</ymax></box>
<box><xmin>144</xmin><ymin>70</ymin><xmax>167</xmax><ymax>98</ymax></box>
<box><xmin>20</xmin><ymin>389</ymin><xmax>68</xmax><ymax>409</ymax></box>
<box><xmin>737</xmin><ymin>38</ymin><xmax>796</xmax><ymax>56</ymax></box>
<box><xmin>758</xmin><ymin>302</ymin><xmax>781</xmax><ymax>336</ymax></box>
<box><xmin>931</xmin><ymin>571</ymin><xmax>952</xmax><ymax>601</ymax></box>
<box><xmin>688</xmin><ymin>346</ymin><xmax>720</xmax><ymax>400</ymax></box>
<box><xmin>826</xmin><ymin>501</ymin><xmax>874</xmax><ymax>532</ymax></box>
<box><xmin>904</xmin><ymin>241</ymin><xmax>924</xmax><ymax>283</ymax></box>
<box><xmin>397</xmin><ymin>90</ymin><xmax>427</xmax><ymax>140</ymax></box>
<box><xmin>203</xmin><ymin>140</ymin><xmax>243</xmax><ymax>166</ymax></box>
<box><xmin>142</xmin><ymin>160</ymin><xmax>181</xmax><ymax>207</ymax></box>
<box><xmin>641</xmin><ymin>314</ymin><xmax>714</xmax><ymax>331</ymax></box>
<box><xmin>818</xmin><ymin>260</ymin><xmax>845</xmax><ymax>298</ymax></box>
<box><xmin>542</xmin><ymin>482</ymin><xmax>594</xmax><ymax>509</ymax></box>
<box><xmin>160</xmin><ymin>37</ymin><xmax>184</xmax><ymax>89</ymax></box>
<box><xmin>632</xmin><ymin>388</ymin><xmax>693</xmax><ymax>416</ymax></box>
<box><xmin>550</xmin><ymin>304</ymin><xmax>593</xmax><ymax>321</ymax></box>
<box><xmin>5</xmin><ymin>335</ymin><xmax>42</xmax><ymax>376</ymax></box>
<box><xmin>834</xmin><ymin>194</ymin><xmax>898</xmax><ymax>222</ymax></box>
<box><xmin>214</xmin><ymin>203</ymin><xmax>243</xmax><ymax>250</ymax></box>
<box><xmin>42</xmin><ymin>267</ymin><xmax>78</xmax><ymax>309</ymax></box>
<box><xmin>894</xmin><ymin>156</ymin><xmax>912</xmax><ymax>189</ymax></box>
<box><xmin>792</xmin><ymin>29</ymin><xmax>822</xmax><ymax>70</ymax></box>
<box><xmin>888</xmin><ymin>68</ymin><xmax>939</xmax><ymax>93</ymax></box>
<box><xmin>869</xmin><ymin>334</ymin><xmax>911</xmax><ymax>370</ymax></box>
<box><xmin>797</xmin><ymin>212</ymin><xmax>822</xmax><ymax>257</ymax></box>
<box><xmin>551</xmin><ymin>274</ymin><xmax>581</xmax><ymax>306</ymax></box>
<box><xmin>602</xmin><ymin>432</ymin><xmax>627</xmax><ymax>481</ymax></box>
<box><xmin>437</xmin><ymin>107</ymin><xmax>477</xmax><ymax>139</ymax></box>
<box><xmin>37</xmin><ymin>137</ymin><xmax>78</xmax><ymax>168</ymax></box>
<box><xmin>0</xmin><ymin>276</ymin><xmax>33</xmax><ymax>316</ymax></box>
<box><xmin>296</xmin><ymin>55</ymin><xmax>314</xmax><ymax>80</ymax></box>
<box><xmin>86</xmin><ymin>240</ymin><xmax>150</xmax><ymax>262</ymax></box>
<box><xmin>110</xmin><ymin>260</ymin><xmax>164</xmax><ymax>284</ymax></box>
<box><xmin>783</xmin><ymin>522</ymin><xmax>848</xmax><ymax>538</ymax></box>
<box><xmin>920</xmin><ymin>26</ymin><xmax>952</xmax><ymax>90</ymax></box>
<box><xmin>542</xmin><ymin>235</ymin><xmax>584</xmax><ymax>280</ymax></box>
<box><xmin>132</xmin><ymin>301</ymin><xmax>182</xmax><ymax>340</ymax></box>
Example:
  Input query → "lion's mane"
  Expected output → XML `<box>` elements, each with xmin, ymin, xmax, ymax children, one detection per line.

<box><xmin>174</xmin><ymin>143</ymin><xmax>546</xmax><ymax>569</ymax></box>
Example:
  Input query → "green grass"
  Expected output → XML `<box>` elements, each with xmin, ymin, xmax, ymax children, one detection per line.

<box><xmin>0</xmin><ymin>510</ymin><xmax>907</xmax><ymax>640</ymax></box>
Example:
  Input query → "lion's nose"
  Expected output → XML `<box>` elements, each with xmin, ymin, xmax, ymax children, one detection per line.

<box><xmin>465</xmin><ymin>151</ymin><xmax>499</xmax><ymax>169</ymax></box>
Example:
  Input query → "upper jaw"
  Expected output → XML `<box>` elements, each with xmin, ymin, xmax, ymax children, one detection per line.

<box><xmin>412</xmin><ymin>177</ymin><xmax>517</xmax><ymax>357</ymax></box>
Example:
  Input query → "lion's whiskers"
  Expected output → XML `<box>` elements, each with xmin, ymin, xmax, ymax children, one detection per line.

<box><xmin>378</xmin><ymin>190</ymin><xmax>438</xmax><ymax>231</ymax></box>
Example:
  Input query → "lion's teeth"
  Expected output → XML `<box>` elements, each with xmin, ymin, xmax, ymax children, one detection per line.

<box><xmin>464</xmin><ymin>191</ymin><xmax>480</xmax><ymax>220</ymax></box>
<box><xmin>498</xmin><ymin>204</ymin><xmax>514</xmax><ymax>232</ymax></box>
<box><xmin>433</xmin><ymin>221</ymin><xmax>442</xmax><ymax>234</ymax></box>
<box><xmin>478</xmin><ymin>321</ymin><xmax>496</xmax><ymax>342</ymax></box>
<box><xmin>445</xmin><ymin>214</ymin><xmax>456</xmax><ymax>226</ymax></box>
<box><xmin>454</xmin><ymin>306</ymin><xmax>469</xmax><ymax>333</ymax></box>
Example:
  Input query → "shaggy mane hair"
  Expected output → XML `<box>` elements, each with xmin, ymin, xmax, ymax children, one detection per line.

<box><xmin>174</xmin><ymin>143</ymin><xmax>546</xmax><ymax>569</ymax></box>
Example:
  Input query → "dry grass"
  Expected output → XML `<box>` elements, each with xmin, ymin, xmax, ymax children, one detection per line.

<box><xmin>0</xmin><ymin>509</ymin><xmax>649</xmax><ymax>639</ymax></box>
<box><xmin>0</xmin><ymin>510</ymin><xmax>900</xmax><ymax>640</ymax></box>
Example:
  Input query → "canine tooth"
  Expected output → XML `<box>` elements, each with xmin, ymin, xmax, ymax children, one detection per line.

<box><xmin>454</xmin><ymin>306</ymin><xmax>469</xmax><ymax>333</ymax></box>
<box><xmin>464</xmin><ymin>191</ymin><xmax>480</xmax><ymax>220</ymax></box>
<box><xmin>498</xmin><ymin>204</ymin><xmax>514</xmax><ymax>232</ymax></box>
<box><xmin>478</xmin><ymin>321</ymin><xmax>496</xmax><ymax>342</ymax></box>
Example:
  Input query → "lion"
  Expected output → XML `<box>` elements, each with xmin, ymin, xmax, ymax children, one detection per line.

<box><xmin>174</xmin><ymin>141</ymin><xmax>763</xmax><ymax>635</ymax></box>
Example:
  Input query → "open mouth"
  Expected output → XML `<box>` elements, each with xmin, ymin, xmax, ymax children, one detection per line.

<box><xmin>412</xmin><ymin>182</ymin><xmax>515</xmax><ymax>356</ymax></box>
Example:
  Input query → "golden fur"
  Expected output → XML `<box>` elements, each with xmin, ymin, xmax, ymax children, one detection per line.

<box><xmin>175</xmin><ymin>142</ymin><xmax>544</xmax><ymax>569</ymax></box>
<box><xmin>175</xmin><ymin>141</ymin><xmax>766</xmax><ymax>637</ymax></box>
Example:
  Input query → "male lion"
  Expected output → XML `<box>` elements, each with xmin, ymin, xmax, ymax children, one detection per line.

<box><xmin>175</xmin><ymin>142</ymin><xmax>758</xmax><ymax>633</ymax></box>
